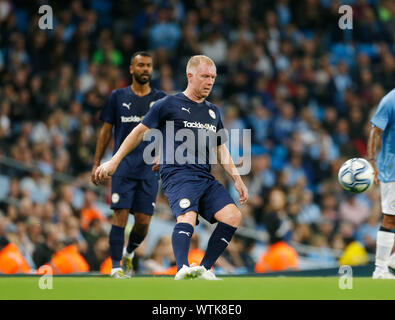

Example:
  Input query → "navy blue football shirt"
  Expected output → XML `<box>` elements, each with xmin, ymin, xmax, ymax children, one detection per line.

<box><xmin>142</xmin><ymin>93</ymin><xmax>227</xmax><ymax>188</ymax></box>
<box><xmin>100</xmin><ymin>86</ymin><xmax>166</xmax><ymax>179</ymax></box>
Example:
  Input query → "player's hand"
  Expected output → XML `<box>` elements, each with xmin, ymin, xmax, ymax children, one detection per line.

<box><xmin>95</xmin><ymin>160</ymin><xmax>117</xmax><ymax>183</ymax></box>
<box><xmin>91</xmin><ymin>164</ymin><xmax>99</xmax><ymax>185</ymax></box>
<box><xmin>152</xmin><ymin>156</ymin><xmax>160</xmax><ymax>171</ymax></box>
<box><xmin>234</xmin><ymin>177</ymin><xmax>248</xmax><ymax>205</ymax></box>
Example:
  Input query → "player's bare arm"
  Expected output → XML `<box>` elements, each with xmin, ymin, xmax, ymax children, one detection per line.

<box><xmin>91</xmin><ymin>122</ymin><xmax>113</xmax><ymax>185</ymax></box>
<box><xmin>95</xmin><ymin>123</ymin><xmax>149</xmax><ymax>182</ymax></box>
<box><xmin>152</xmin><ymin>155</ymin><xmax>160</xmax><ymax>171</ymax></box>
<box><xmin>217</xmin><ymin>143</ymin><xmax>248</xmax><ymax>205</ymax></box>
<box><xmin>367</xmin><ymin>125</ymin><xmax>383</xmax><ymax>184</ymax></box>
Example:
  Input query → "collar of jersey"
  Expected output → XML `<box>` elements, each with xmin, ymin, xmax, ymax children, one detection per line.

<box><xmin>179</xmin><ymin>92</ymin><xmax>207</xmax><ymax>106</ymax></box>
<box><xmin>128</xmin><ymin>85</ymin><xmax>153</xmax><ymax>98</ymax></box>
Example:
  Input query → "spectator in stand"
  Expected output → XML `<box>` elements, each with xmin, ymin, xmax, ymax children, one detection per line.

<box><xmin>339</xmin><ymin>194</ymin><xmax>370</xmax><ymax>228</ymax></box>
<box><xmin>143</xmin><ymin>235</ymin><xmax>175</xmax><ymax>275</ymax></box>
<box><xmin>148</xmin><ymin>7</ymin><xmax>181</xmax><ymax>52</ymax></box>
<box><xmin>42</xmin><ymin>239</ymin><xmax>89</xmax><ymax>275</ymax></box>
<box><xmin>80</xmin><ymin>189</ymin><xmax>106</xmax><ymax>232</ymax></box>
<box><xmin>297</xmin><ymin>190</ymin><xmax>321</xmax><ymax>226</ymax></box>
<box><xmin>0</xmin><ymin>236</ymin><xmax>31</xmax><ymax>274</ymax></box>
<box><xmin>33</xmin><ymin>224</ymin><xmax>63</xmax><ymax>268</ymax></box>
<box><xmin>255</xmin><ymin>205</ymin><xmax>298</xmax><ymax>273</ymax></box>
<box><xmin>84</xmin><ymin>234</ymin><xmax>110</xmax><ymax>272</ymax></box>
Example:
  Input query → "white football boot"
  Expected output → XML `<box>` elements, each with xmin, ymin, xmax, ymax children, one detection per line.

<box><xmin>199</xmin><ymin>268</ymin><xmax>223</xmax><ymax>281</ymax></box>
<box><xmin>387</xmin><ymin>253</ymin><xmax>395</xmax><ymax>270</ymax></box>
<box><xmin>174</xmin><ymin>265</ymin><xmax>206</xmax><ymax>280</ymax></box>
<box><xmin>372</xmin><ymin>267</ymin><xmax>395</xmax><ymax>279</ymax></box>
<box><xmin>110</xmin><ymin>267</ymin><xmax>131</xmax><ymax>279</ymax></box>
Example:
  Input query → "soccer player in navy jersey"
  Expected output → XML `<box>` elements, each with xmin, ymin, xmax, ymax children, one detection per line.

<box><xmin>91</xmin><ymin>51</ymin><xmax>166</xmax><ymax>278</ymax></box>
<box><xmin>95</xmin><ymin>55</ymin><xmax>248</xmax><ymax>280</ymax></box>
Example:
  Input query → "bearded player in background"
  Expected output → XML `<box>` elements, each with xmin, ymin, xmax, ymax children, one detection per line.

<box><xmin>91</xmin><ymin>52</ymin><xmax>166</xmax><ymax>278</ymax></box>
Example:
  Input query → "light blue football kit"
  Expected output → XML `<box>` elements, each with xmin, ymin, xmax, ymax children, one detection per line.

<box><xmin>371</xmin><ymin>88</ymin><xmax>395</xmax><ymax>215</ymax></box>
<box><xmin>370</xmin><ymin>88</ymin><xmax>395</xmax><ymax>183</ymax></box>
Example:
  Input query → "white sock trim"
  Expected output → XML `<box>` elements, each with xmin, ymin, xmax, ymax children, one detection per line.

<box><xmin>376</xmin><ymin>231</ymin><xmax>395</xmax><ymax>268</ymax></box>
<box><xmin>377</xmin><ymin>231</ymin><xmax>395</xmax><ymax>247</ymax></box>
<box><xmin>123</xmin><ymin>247</ymin><xmax>135</xmax><ymax>258</ymax></box>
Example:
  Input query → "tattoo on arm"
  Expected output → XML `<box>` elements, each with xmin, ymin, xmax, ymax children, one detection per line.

<box><xmin>367</xmin><ymin>126</ymin><xmax>382</xmax><ymax>161</ymax></box>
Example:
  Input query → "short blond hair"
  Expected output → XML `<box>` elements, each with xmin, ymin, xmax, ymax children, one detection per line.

<box><xmin>186</xmin><ymin>55</ymin><xmax>215</xmax><ymax>75</ymax></box>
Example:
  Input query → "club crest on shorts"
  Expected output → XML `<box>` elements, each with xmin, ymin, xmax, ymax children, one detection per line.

<box><xmin>112</xmin><ymin>193</ymin><xmax>120</xmax><ymax>204</ymax></box>
<box><xmin>179</xmin><ymin>198</ymin><xmax>190</xmax><ymax>209</ymax></box>
<box><xmin>208</xmin><ymin>109</ymin><xmax>216</xmax><ymax>119</ymax></box>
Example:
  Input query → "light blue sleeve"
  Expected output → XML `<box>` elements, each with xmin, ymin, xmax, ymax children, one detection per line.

<box><xmin>371</xmin><ymin>95</ymin><xmax>393</xmax><ymax>131</ymax></box>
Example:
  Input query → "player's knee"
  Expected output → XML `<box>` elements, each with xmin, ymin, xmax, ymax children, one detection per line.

<box><xmin>133</xmin><ymin>224</ymin><xmax>149</xmax><ymax>236</ymax></box>
<box><xmin>231</xmin><ymin>210</ymin><xmax>242</xmax><ymax>227</ymax></box>
<box><xmin>221</xmin><ymin>209</ymin><xmax>242</xmax><ymax>228</ymax></box>
<box><xmin>382</xmin><ymin>214</ymin><xmax>395</xmax><ymax>230</ymax></box>
<box><xmin>134</xmin><ymin>213</ymin><xmax>151</xmax><ymax>226</ymax></box>
<box><xmin>133</xmin><ymin>213</ymin><xmax>151</xmax><ymax>235</ymax></box>
<box><xmin>176</xmin><ymin>211</ymin><xmax>197</xmax><ymax>228</ymax></box>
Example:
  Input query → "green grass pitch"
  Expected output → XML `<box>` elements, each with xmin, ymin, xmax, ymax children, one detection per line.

<box><xmin>0</xmin><ymin>276</ymin><xmax>395</xmax><ymax>300</ymax></box>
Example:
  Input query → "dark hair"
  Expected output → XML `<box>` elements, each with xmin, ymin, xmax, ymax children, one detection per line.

<box><xmin>130</xmin><ymin>51</ymin><xmax>152</xmax><ymax>64</ymax></box>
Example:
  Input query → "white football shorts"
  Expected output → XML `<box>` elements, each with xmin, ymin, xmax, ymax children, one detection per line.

<box><xmin>380</xmin><ymin>181</ymin><xmax>395</xmax><ymax>215</ymax></box>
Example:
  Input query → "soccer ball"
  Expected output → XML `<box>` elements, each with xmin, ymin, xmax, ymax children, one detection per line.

<box><xmin>338</xmin><ymin>158</ymin><xmax>375</xmax><ymax>193</ymax></box>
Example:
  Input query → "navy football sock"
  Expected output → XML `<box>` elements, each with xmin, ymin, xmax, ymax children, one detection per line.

<box><xmin>126</xmin><ymin>231</ymin><xmax>145</xmax><ymax>254</ymax></box>
<box><xmin>200</xmin><ymin>222</ymin><xmax>237</xmax><ymax>270</ymax></box>
<box><xmin>172</xmin><ymin>223</ymin><xmax>194</xmax><ymax>271</ymax></box>
<box><xmin>109</xmin><ymin>225</ymin><xmax>125</xmax><ymax>269</ymax></box>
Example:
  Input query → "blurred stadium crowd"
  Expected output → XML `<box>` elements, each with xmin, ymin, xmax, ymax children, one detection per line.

<box><xmin>1</xmin><ymin>0</ymin><xmax>395</xmax><ymax>274</ymax></box>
